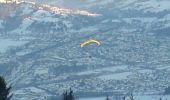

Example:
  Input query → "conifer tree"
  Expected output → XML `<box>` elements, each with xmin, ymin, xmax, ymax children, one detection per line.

<box><xmin>159</xmin><ymin>97</ymin><xmax>162</xmax><ymax>100</ymax></box>
<box><xmin>62</xmin><ymin>88</ymin><xmax>75</xmax><ymax>100</ymax></box>
<box><xmin>123</xmin><ymin>96</ymin><xmax>126</xmax><ymax>100</ymax></box>
<box><xmin>62</xmin><ymin>91</ymin><xmax>67</xmax><ymax>100</ymax></box>
<box><xmin>0</xmin><ymin>76</ymin><xmax>12</xmax><ymax>100</ymax></box>
<box><xmin>68</xmin><ymin>88</ymin><xmax>74</xmax><ymax>100</ymax></box>
<box><xmin>129</xmin><ymin>93</ymin><xmax>134</xmax><ymax>100</ymax></box>
<box><xmin>105</xmin><ymin>96</ymin><xmax>109</xmax><ymax>100</ymax></box>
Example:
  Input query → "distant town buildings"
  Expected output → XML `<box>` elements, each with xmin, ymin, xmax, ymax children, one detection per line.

<box><xmin>0</xmin><ymin>0</ymin><xmax>19</xmax><ymax>3</ymax></box>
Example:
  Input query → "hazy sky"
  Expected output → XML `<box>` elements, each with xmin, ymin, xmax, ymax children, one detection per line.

<box><xmin>0</xmin><ymin>0</ymin><xmax>6</xmax><ymax>3</ymax></box>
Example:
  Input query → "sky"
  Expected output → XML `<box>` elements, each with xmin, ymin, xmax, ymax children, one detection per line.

<box><xmin>0</xmin><ymin>0</ymin><xmax>5</xmax><ymax>3</ymax></box>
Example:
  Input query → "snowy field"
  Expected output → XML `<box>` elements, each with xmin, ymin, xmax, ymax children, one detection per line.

<box><xmin>79</xmin><ymin>95</ymin><xmax>170</xmax><ymax>100</ymax></box>
<box><xmin>0</xmin><ymin>39</ymin><xmax>27</xmax><ymax>53</ymax></box>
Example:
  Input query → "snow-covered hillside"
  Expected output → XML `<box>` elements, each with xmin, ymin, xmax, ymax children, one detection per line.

<box><xmin>0</xmin><ymin>0</ymin><xmax>170</xmax><ymax>100</ymax></box>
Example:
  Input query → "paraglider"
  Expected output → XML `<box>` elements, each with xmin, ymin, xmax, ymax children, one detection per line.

<box><xmin>80</xmin><ymin>39</ymin><xmax>101</xmax><ymax>48</ymax></box>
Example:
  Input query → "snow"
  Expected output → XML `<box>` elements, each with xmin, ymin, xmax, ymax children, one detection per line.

<box><xmin>119</xmin><ymin>0</ymin><xmax>138</xmax><ymax>8</ymax></box>
<box><xmin>79</xmin><ymin>97</ymin><xmax>105</xmax><ymax>100</ymax></box>
<box><xmin>164</xmin><ymin>14</ymin><xmax>170</xmax><ymax>21</ymax></box>
<box><xmin>156</xmin><ymin>65</ymin><xmax>170</xmax><ymax>70</ymax></box>
<box><xmin>20</xmin><ymin>4</ymin><xmax>33</xmax><ymax>15</ymax></box>
<box><xmin>28</xmin><ymin>87</ymin><xmax>44</xmax><ymax>93</ymax></box>
<box><xmin>90</xmin><ymin>0</ymin><xmax>113</xmax><ymax>6</ymax></box>
<box><xmin>70</xmin><ymin>26</ymin><xmax>98</xmax><ymax>33</ymax></box>
<box><xmin>134</xmin><ymin>95</ymin><xmax>170</xmax><ymax>100</ymax></box>
<box><xmin>31</xmin><ymin>10</ymin><xmax>59</xmax><ymax>22</ymax></box>
<box><xmin>21</xmin><ymin>18</ymin><xmax>34</xmax><ymax>30</ymax></box>
<box><xmin>16</xmin><ymin>50</ymin><xmax>32</xmax><ymax>56</ymax></box>
<box><xmin>63</xmin><ymin>20</ymin><xmax>72</xmax><ymax>28</ymax></box>
<box><xmin>1</xmin><ymin>0</ymin><xmax>170</xmax><ymax>99</ymax></box>
<box><xmin>15</xmin><ymin>87</ymin><xmax>44</xmax><ymax>94</ymax></box>
<box><xmin>122</xmin><ymin>0</ymin><xmax>170</xmax><ymax>13</ymax></box>
<box><xmin>34</xmin><ymin>67</ymin><xmax>49</xmax><ymax>75</ymax></box>
<box><xmin>77</xmin><ymin>65</ymin><xmax>128</xmax><ymax>75</ymax></box>
<box><xmin>111</xmin><ymin>19</ymin><xmax>121</xmax><ymax>23</ymax></box>
<box><xmin>83</xmin><ymin>0</ymin><xmax>115</xmax><ymax>7</ymax></box>
<box><xmin>32</xmin><ymin>16</ymin><xmax>59</xmax><ymax>22</ymax></box>
<box><xmin>32</xmin><ymin>10</ymin><xmax>52</xmax><ymax>18</ymax></box>
<box><xmin>136</xmin><ymin>0</ymin><xmax>170</xmax><ymax>13</ymax></box>
<box><xmin>138</xmin><ymin>69</ymin><xmax>153</xmax><ymax>74</ymax></box>
<box><xmin>101</xmin><ymin>19</ymin><xmax>121</xmax><ymax>23</ymax></box>
<box><xmin>101</xmin><ymin>19</ymin><xmax>109</xmax><ymax>23</ymax></box>
<box><xmin>76</xmin><ymin>65</ymin><xmax>128</xmax><ymax>75</ymax></box>
<box><xmin>98</xmin><ymin>72</ymin><xmax>132</xmax><ymax>80</ymax></box>
<box><xmin>0</xmin><ymin>20</ymin><xmax>3</xmax><ymax>29</ymax></box>
<box><xmin>51</xmin><ymin>55</ymin><xmax>67</xmax><ymax>60</ymax></box>
<box><xmin>79</xmin><ymin>95</ymin><xmax>170</xmax><ymax>100</ymax></box>
<box><xmin>11</xmin><ymin>18</ymin><xmax>33</xmax><ymax>34</ymax></box>
<box><xmin>164</xmin><ymin>22</ymin><xmax>170</xmax><ymax>28</ymax></box>
<box><xmin>123</xmin><ymin>17</ymin><xmax>157</xmax><ymax>23</ymax></box>
<box><xmin>0</xmin><ymin>39</ymin><xmax>28</xmax><ymax>53</ymax></box>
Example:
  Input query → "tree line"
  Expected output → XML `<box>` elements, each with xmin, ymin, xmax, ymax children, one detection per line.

<box><xmin>0</xmin><ymin>76</ymin><xmax>169</xmax><ymax>100</ymax></box>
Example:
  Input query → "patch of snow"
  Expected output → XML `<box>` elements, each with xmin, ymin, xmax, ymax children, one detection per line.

<box><xmin>32</xmin><ymin>10</ymin><xmax>52</xmax><ymax>18</ymax></box>
<box><xmin>98</xmin><ymin>72</ymin><xmax>132</xmax><ymax>80</ymax></box>
<box><xmin>34</xmin><ymin>67</ymin><xmax>49</xmax><ymax>75</ymax></box>
<box><xmin>21</xmin><ymin>18</ymin><xmax>34</xmax><ymax>30</ymax></box>
<box><xmin>0</xmin><ymin>39</ymin><xmax>28</xmax><ymax>53</ymax></box>
<box><xmin>16</xmin><ymin>50</ymin><xmax>32</xmax><ymax>56</ymax></box>
<box><xmin>125</xmin><ymin>0</ymin><xmax>170</xmax><ymax>13</ymax></box>
<box><xmin>79</xmin><ymin>97</ymin><xmax>105</xmax><ymax>100</ymax></box>
<box><xmin>134</xmin><ymin>95</ymin><xmax>170</xmax><ymax>100</ymax></box>
<box><xmin>111</xmin><ymin>19</ymin><xmax>121</xmax><ymax>23</ymax></box>
<box><xmin>123</xmin><ymin>17</ymin><xmax>157</xmax><ymax>23</ymax></box>
<box><xmin>138</xmin><ymin>69</ymin><xmax>153</xmax><ymax>74</ymax></box>
<box><xmin>70</xmin><ymin>26</ymin><xmax>98</xmax><ymax>32</ymax></box>
<box><xmin>84</xmin><ymin>65</ymin><xmax>128</xmax><ymax>76</ymax></box>
<box><xmin>0</xmin><ymin>20</ymin><xmax>4</xmax><ymax>29</ymax></box>
<box><xmin>79</xmin><ymin>95</ymin><xmax>170</xmax><ymax>100</ymax></box>
<box><xmin>20</xmin><ymin>4</ymin><xmax>34</xmax><ymax>15</ymax></box>
<box><xmin>63</xmin><ymin>20</ymin><xmax>72</xmax><ymax>28</ymax></box>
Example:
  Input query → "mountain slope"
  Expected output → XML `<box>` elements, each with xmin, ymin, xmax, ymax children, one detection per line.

<box><xmin>0</xmin><ymin>0</ymin><xmax>170</xmax><ymax>100</ymax></box>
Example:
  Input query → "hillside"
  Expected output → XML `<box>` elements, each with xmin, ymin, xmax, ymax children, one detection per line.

<box><xmin>0</xmin><ymin>0</ymin><xmax>170</xmax><ymax>100</ymax></box>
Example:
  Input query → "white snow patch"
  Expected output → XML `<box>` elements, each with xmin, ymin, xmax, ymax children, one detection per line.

<box><xmin>21</xmin><ymin>18</ymin><xmax>34</xmax><ymax>30</ymax></box>
<box><xmin>138</xmin><ymin>69</ymin><xmax>153</xmax><ymax>74</ymax></box>
<box><xmin>34</xmin><ymin>67</ymin><xmax>49</xmax><ymax>75</ymax></box>
<box><xmin>134</xmin><ymin>95</ymin><xmax>170</xmax><ymax>100</ymax></box>
<box><xmin>20</xmin><ymin>4</ymin><xmax>34</xmax><ymax>15</ymax></box>
<box><xmin>98</xmin><ymin>72</ymin><xmax>132</xmax><ymax>80</ymax></box>
<box><xmin>111</xmin><ymin>19</ymin><xmax>121</xmax><ymax>23</ymax></box>
<box><xmin>0</xmin><ymin>20</ymin><xmax>4</xmax><ymax>29</ymax></box>
<box><xmin>77</xmin><ymin>65</ymin><xmax>128</xmax><ymax>75</ymax></box>
<box><xmin>79</xmin><ymin>97</ymin><xmax>105</xmax><ymax>100</ymax></box>
<box><xmin>16</xmin><ymin>50</ymin><xmax>32</xmax><ymax>56</ymax></box>
<box><xmin>32</xmin><ymin>10</ymin><xmax>52</xmax><ymax>18</ymax></box>
<box><xmin>128</xmin><ymin>0</ymin><xmax>170</xmax><ymax>13</ymax></box>
<box><xmin>79</xmin><ymin>95</ymin><xmax>170</xmax><ymax>100</ymax></box>
<box><xmin>123</xmin><ymin>17</ymin><xmax>157</xmax><ymax>24</ymax></box>
<box><xmin>0</xmin><ymin>39</ymin><xmax>28</xmax><ymax>53</ymax></box>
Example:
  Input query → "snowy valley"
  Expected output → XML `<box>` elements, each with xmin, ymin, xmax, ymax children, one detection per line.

<box><xmin>0</xmin><ymin>0</ymin><xmax>170</xmax><ymax>100</ymax></box>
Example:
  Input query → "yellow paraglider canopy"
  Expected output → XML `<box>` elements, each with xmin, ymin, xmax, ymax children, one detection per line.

<box><xmin>80</xmin><ymin>39</ymin><xmax>101</xmax><ymax>48</ymax></box>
